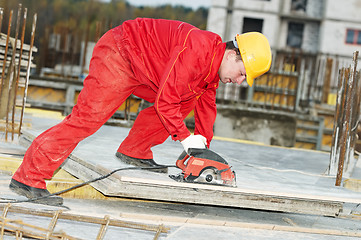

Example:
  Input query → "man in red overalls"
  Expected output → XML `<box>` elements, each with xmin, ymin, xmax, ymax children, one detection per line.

<box><xmin>10</xmin><ymin>18</ymin><xmax>272</xmax><ymax>205</ymax></box>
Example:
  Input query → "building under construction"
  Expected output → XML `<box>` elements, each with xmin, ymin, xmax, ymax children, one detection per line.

<box><xmin>205</xmin><ymin>0</ymin><xmax>361</xmax><ymax>153</ymax></box>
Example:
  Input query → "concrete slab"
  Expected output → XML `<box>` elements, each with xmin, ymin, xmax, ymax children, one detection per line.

<box><xmin>17</xmin><ymin>114</ymin><xmax>361</xmax><ymax>217</ymax></box>
<box><xmin>1</xmin><ymin>110</ymin><xmax>361</xmax><ymax>239</ymax></box>
<box><xmin>1</xmin><ymin>173</ymin><xmax>361</xmax><ymax>240</ymax></box>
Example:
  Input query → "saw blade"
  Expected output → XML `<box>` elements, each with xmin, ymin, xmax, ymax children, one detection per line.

<box><xmin>191</xmin><ymin>168</ymin><xmax>224</xmax><ymax>185</ymax></box>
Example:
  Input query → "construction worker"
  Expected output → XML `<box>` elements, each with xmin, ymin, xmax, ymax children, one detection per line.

<box><xmin>9</xmin><ymin>18</ymin><xmax>272</xmax><ymax>205</ymax></box>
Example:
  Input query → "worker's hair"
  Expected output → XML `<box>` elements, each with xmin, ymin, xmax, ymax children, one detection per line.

<box><xmin>225</xmin><ymin>41</ymin><xmax>242</xmax><ymax>61</ymax></box>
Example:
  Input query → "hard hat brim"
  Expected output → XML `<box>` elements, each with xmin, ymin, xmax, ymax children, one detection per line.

<box><xmin>236</xmin><ymin>32</ymin><xmax>272</xmax><ymax>88</ymax></box>
<box><xmin>246</xmin><ymin>76</ymin><xmax>254</xmax><ymax>87</ymax></box>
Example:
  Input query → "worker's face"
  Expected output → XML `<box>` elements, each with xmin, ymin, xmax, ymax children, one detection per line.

<box><xmin>219</xmin><ymin>50</ymin><xmax>247</xmax><ymax>85</ymax></box>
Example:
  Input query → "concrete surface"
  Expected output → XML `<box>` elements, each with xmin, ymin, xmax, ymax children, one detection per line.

<box><xmin>1</xmin><ymin>109</ymin><xmax>361</xmax><ymax>239</ymax></box>
<box><xmin>24</xmin><ymin>114</ymin><xmax>361</xmax><ymax>203</ymax></box>
<box><xmin>1</xmin><ymin>171</ymin><xmax>361</xmax><ymax>240</ymax></box>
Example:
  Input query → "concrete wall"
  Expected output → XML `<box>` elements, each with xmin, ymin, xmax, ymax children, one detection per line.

<box><xmin>207</xmin><ymin>0</ymin><xmax>320</xmax><ymax>53</ymax></box>
<box><xmin>277</xmin><ymin>20</ymin><xmax>320</xmax><ymax>53</ymax></box>
<box><xmin>207</xmin><ymin>0</ymin><xmax>280</xmax><ymax>44</ymax></box>
<box><xmin>324</xmin><ymin>0</ymin><xmax>361</xmax><ymax>22</ymax></box>
<box><xmin>207</xmin><ymin>6</ymin><xmax>227</xmax><ymax>37</ymax></box>
<box><xmin>303</xmin><ymin>23</ymin><xmax>320</xmax><ymax>53</ymax></box>
<box><xmin>281</xmin><ymin>0</ymin><xmax>324</xmax><ymax>18</ymax></box>
<box><xmin>233</xmin><ymin>0</ymin><xmax>280</xmax><ymax>12</ymax></box>
<box><xmin>320</xmin><ymin>0</ymin><xmax>361</xmax><ymax>57</ymax></box>
<box><xmin>319</xmin><ymin>20</ymin><xmax>361</xmax><ymax>56</ymax></box>
<box><xmin>208</xmin><ymin>0</ymin><xmax>361</xmax><ymax>57</ymax></box>
<box><xmin>214</xmin><ymin>107</ymin><xmax>296</xmax><ymax>147</ymax></box>
<box><xmin>229</xmin><ymin>11</ymin><xmax>280</xmax><ymax>44</ymax></box>
<box><xmin>207</xmin><ymin>0</ymin><xmax>360</xmax><ymax>145</ymax></box>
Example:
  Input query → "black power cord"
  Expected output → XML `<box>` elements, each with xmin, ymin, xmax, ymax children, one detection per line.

<box><xmin>1</xmin><ymin>165</ymin><xmax>177</xmax><ymax>205</ymax></box>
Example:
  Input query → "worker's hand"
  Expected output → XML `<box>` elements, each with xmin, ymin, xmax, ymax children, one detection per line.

<box><xmin>180</xmin><ymin>135</ymin><xmax>207</xmax><ymax>153</ymax></box>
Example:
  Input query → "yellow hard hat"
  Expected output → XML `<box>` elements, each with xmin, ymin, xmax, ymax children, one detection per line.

<box><xmin>235</xmin><ymin>32</ymin><xmax>272</xmax><ymax>86</ymax></box>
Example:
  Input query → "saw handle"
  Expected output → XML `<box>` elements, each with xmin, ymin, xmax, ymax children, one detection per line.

<box><xmin>176</xmin><ymin>151</ymin><xmax>189</xmax><ymax>170</ymax></box>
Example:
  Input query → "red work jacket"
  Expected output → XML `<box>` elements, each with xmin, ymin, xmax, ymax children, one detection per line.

<box><xmin>112</xmin><ymin>18</ymin><xmax>225</xmax><ymax>145</ymax></box>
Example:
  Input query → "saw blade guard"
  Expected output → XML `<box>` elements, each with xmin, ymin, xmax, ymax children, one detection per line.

<box><xmin>176</xmin><ymin>148</ymin><xmax>229</xmax><ymax>168</ymax></box>
<box><xmin>175</xmin><ymin>148</ymin><xmax>237</xmax><ymax>187</ymax></box>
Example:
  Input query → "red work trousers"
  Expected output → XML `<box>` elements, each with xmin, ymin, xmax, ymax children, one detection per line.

<box><xmin>12</xmin><ymin>30</ymin><xmax>195</xmax><ymax>189</ymax></box>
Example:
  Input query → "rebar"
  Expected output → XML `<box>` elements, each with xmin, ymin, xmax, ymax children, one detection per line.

<box><xmin>19</xmin><ymin>13</ymin><xmax>37</xmax><ymax>135</ymax></box>
<box><xmin>333</xmin><ymin>51</ymin><xmax>360</xmax><ymax>186</ymax></box>
<box><xmin>5</xmin><ymin>4</ymin><xmax>22</xmax><ymax>141</ymax></box>
<box><xmin>96</xmin><ymin>215</ymin><xmax>110</xmax><ymax>240</ymax></box>
<box><xmin>0</xmin><ymin>8</ymin><xmax>3</xmax><ymax>38</ymax></box>
<box><xmin>1</xmin><ymin>204</ymin><xmax>169</xmax><ymax>239</ymax></box>
<box><xmin>11</xmin><ymin>7</ymin><xmax>27</xmax><ymax>140</ymax></box>
<box><xmin>329</xmin><ymin>68</ymin><xmax>346</xmax><ymax>175</ymax></box>
<box><xmin>0</xmin><ymin>10</ymin><xmax>13</xmax><ymax>107</ymax></box>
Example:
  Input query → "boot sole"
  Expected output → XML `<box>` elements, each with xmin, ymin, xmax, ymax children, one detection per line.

<box><xmin>9</xmin><ymin>182</ymin><xmax>63</xmax><ymax>206</ymax></box>
<box><xmin>115</xmin><ymin>152</ymin><xmax>168</xmax><ymax>173</ymax></box>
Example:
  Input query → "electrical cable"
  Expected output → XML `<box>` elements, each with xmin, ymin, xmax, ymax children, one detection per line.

<box><xmin>1</xmin><ymin>165</ymin><xmax>177</xmax><ymax>205</ymax></box>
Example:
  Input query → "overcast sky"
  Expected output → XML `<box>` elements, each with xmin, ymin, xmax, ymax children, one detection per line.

<box><xmin>125</xmin><ymin>0</ymin><xmax>211</xmax><ymax>9</ymax></box>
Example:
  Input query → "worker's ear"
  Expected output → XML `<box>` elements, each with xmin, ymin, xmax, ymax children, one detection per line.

<box><xmin>229</xmin><ymin>50</ymin><xmax>239</xmax><ymax>61</ymax></box>
<box><xmin>225</xmin><ymin>49</ymin><xmax>237</xmax><ymax>60</ymax></box>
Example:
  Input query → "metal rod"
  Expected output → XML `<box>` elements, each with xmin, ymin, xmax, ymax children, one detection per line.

<box><xmin>5</xmin><ymin>4</ymin><xmax>22</xmax><ymax>141</ymax></box>
<box><xmin>0</xmin><ymin>219</ymin><xmax>77</xmax><ymax>240</ymax></box>
<box><xmin>46</xmin><ymin>210</ymin><xmax>62</xmax><ymax>240</ymax></box>
<box><xmin>61</xmin><ymin>27</ymin><xmax>67</xmax><ymax>77</ymax></box>
<box><xmin>19</xmin><ymin>13</ymin><xmax>37</xmax><ymax>135</ymax></box>
<box><xmin>1</xmin><ymin>204</ymin><xmax>169</xmax><ymax>233</ymax></box>
<box><xmin>344</xmin><ymin>52</ymin><xmax>359</xmax><ymax>173</ymax></box>
<box><xmin>1</xmin><ymin>204</ymin><xmax>11</xmax><ymax>238</ymax></box>
<box><xmin>329</xmin><ymin>68</ymin><xmax>346</xmax><ymax>175</ymax></box>
<box><xmin>81</xmin><ymin>21</ymin><xmax>90</xmax><ymax>75</ymax></box>
<box><xmin>0</xmin><ymin>8</ymin><xmax>3</xmax><ymax>38</ymax></box>
<box><xmin>335</xmin><ymin>121</ymin><xmax>349</xmax><ymax>186</ymax></box>
<box><xmin>0</xmin><ymin>10</ymin><xmax>13</xmax><ymax>109</ymax></box>
<box><xmin>335</xmin><ymin>52</ymin><xmax>358</xmax><ymax>185</ymax></box>
<box><xmin>96</xmin><ymin>215</ymin><xmax>110</xmax><ymax>240</ymax></box>
<box><xmin>15</xmin><ymin>230</ymin><xmax>22</xmax><ymax>239</ymax></box>
<box><xmin>11</xmin><ymin>7</ymin><xmax>27</xmax><ymax>140</ymax></box>
<box><xmin>153</xmin><ymin>224</ymin><xmax>165</xmax><ymax>240</ymax></box>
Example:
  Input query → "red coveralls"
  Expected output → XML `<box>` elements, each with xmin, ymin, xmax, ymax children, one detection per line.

<box><xmin>13</xmin><ymin>18</ymin><xmax>226</xmax><ymax>189</ymax></box>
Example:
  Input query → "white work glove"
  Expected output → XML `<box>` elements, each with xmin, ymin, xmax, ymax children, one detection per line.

<box><xmin>180</xmin><ymin>135</ymin><xmax>207</xmax><ymax>153</ymax></box>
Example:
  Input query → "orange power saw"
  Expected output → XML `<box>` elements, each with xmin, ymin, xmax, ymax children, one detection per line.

<box><xmin>169</xmin><ymin>148</ymin><xmax>236</xmax><ymax>187</ymax></box>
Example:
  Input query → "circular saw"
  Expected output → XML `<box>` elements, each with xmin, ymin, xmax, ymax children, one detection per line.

<box><xmin>169</xmin><ymin>148</ymin><xmax>237</xmax><ymax>187</ymax></box>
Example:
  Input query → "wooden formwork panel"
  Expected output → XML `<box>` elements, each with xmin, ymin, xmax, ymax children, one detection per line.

<box><xmin>117</xmin><ymin>98</ymin><xmax>142</xmax><ymax>114</ymax></box>
<box><xmin>256</xmin><ymin>74</ymin><xmax>298</xmax><ymax>89</ymax></box>
<box><xmin>253</xmin><ymin>92</ymin><xmax>295</xmax><ymax>107</ymax></box>
<box><xmin>322</xmin><ymin>134</ymin><xmax>333</xmax><ymax>148</ymax></box>
<box><xmin>253</xmin><ymin>73</ymin><xmax>298</xmax><ymax>108</ymax></box>
<box><xmin>294</xmin><ymin>142</ymin><xmax>316</xmax><ymax>150</ymax></box>
<box><xmin>27</xmin><ymin>86</ymin><xmax>66</xmax><ymax>103</ymax></box>
<box><xmin>296</xmin><ymin>128</ymin><xmax>317</xmax><ymax>137</ymax></box>
<box><xmin>26</xmin><ymin>84</ymin><xmax>142</xmax><ymax>115</ymax></box>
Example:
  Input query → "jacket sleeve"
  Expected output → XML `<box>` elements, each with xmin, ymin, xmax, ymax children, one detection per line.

<box><xmin>154</xmin><ymin>46</ymin><xmax>193</xmax><ymax>141</ymax></box>
<box><xmin>194</xmin><ymin>86</ymin><xmax>217</xmax><ymax>147</ymax></box>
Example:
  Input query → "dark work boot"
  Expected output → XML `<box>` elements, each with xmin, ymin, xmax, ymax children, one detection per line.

<box><xmin>115</xmin><ymin>152</ymin><xmax>168</xmax><ymax>173</ymax></box>
<box><xmin>9</xmin><ymin>179</ymin><xmax>63</xmax><ymax>206</ymax></box>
